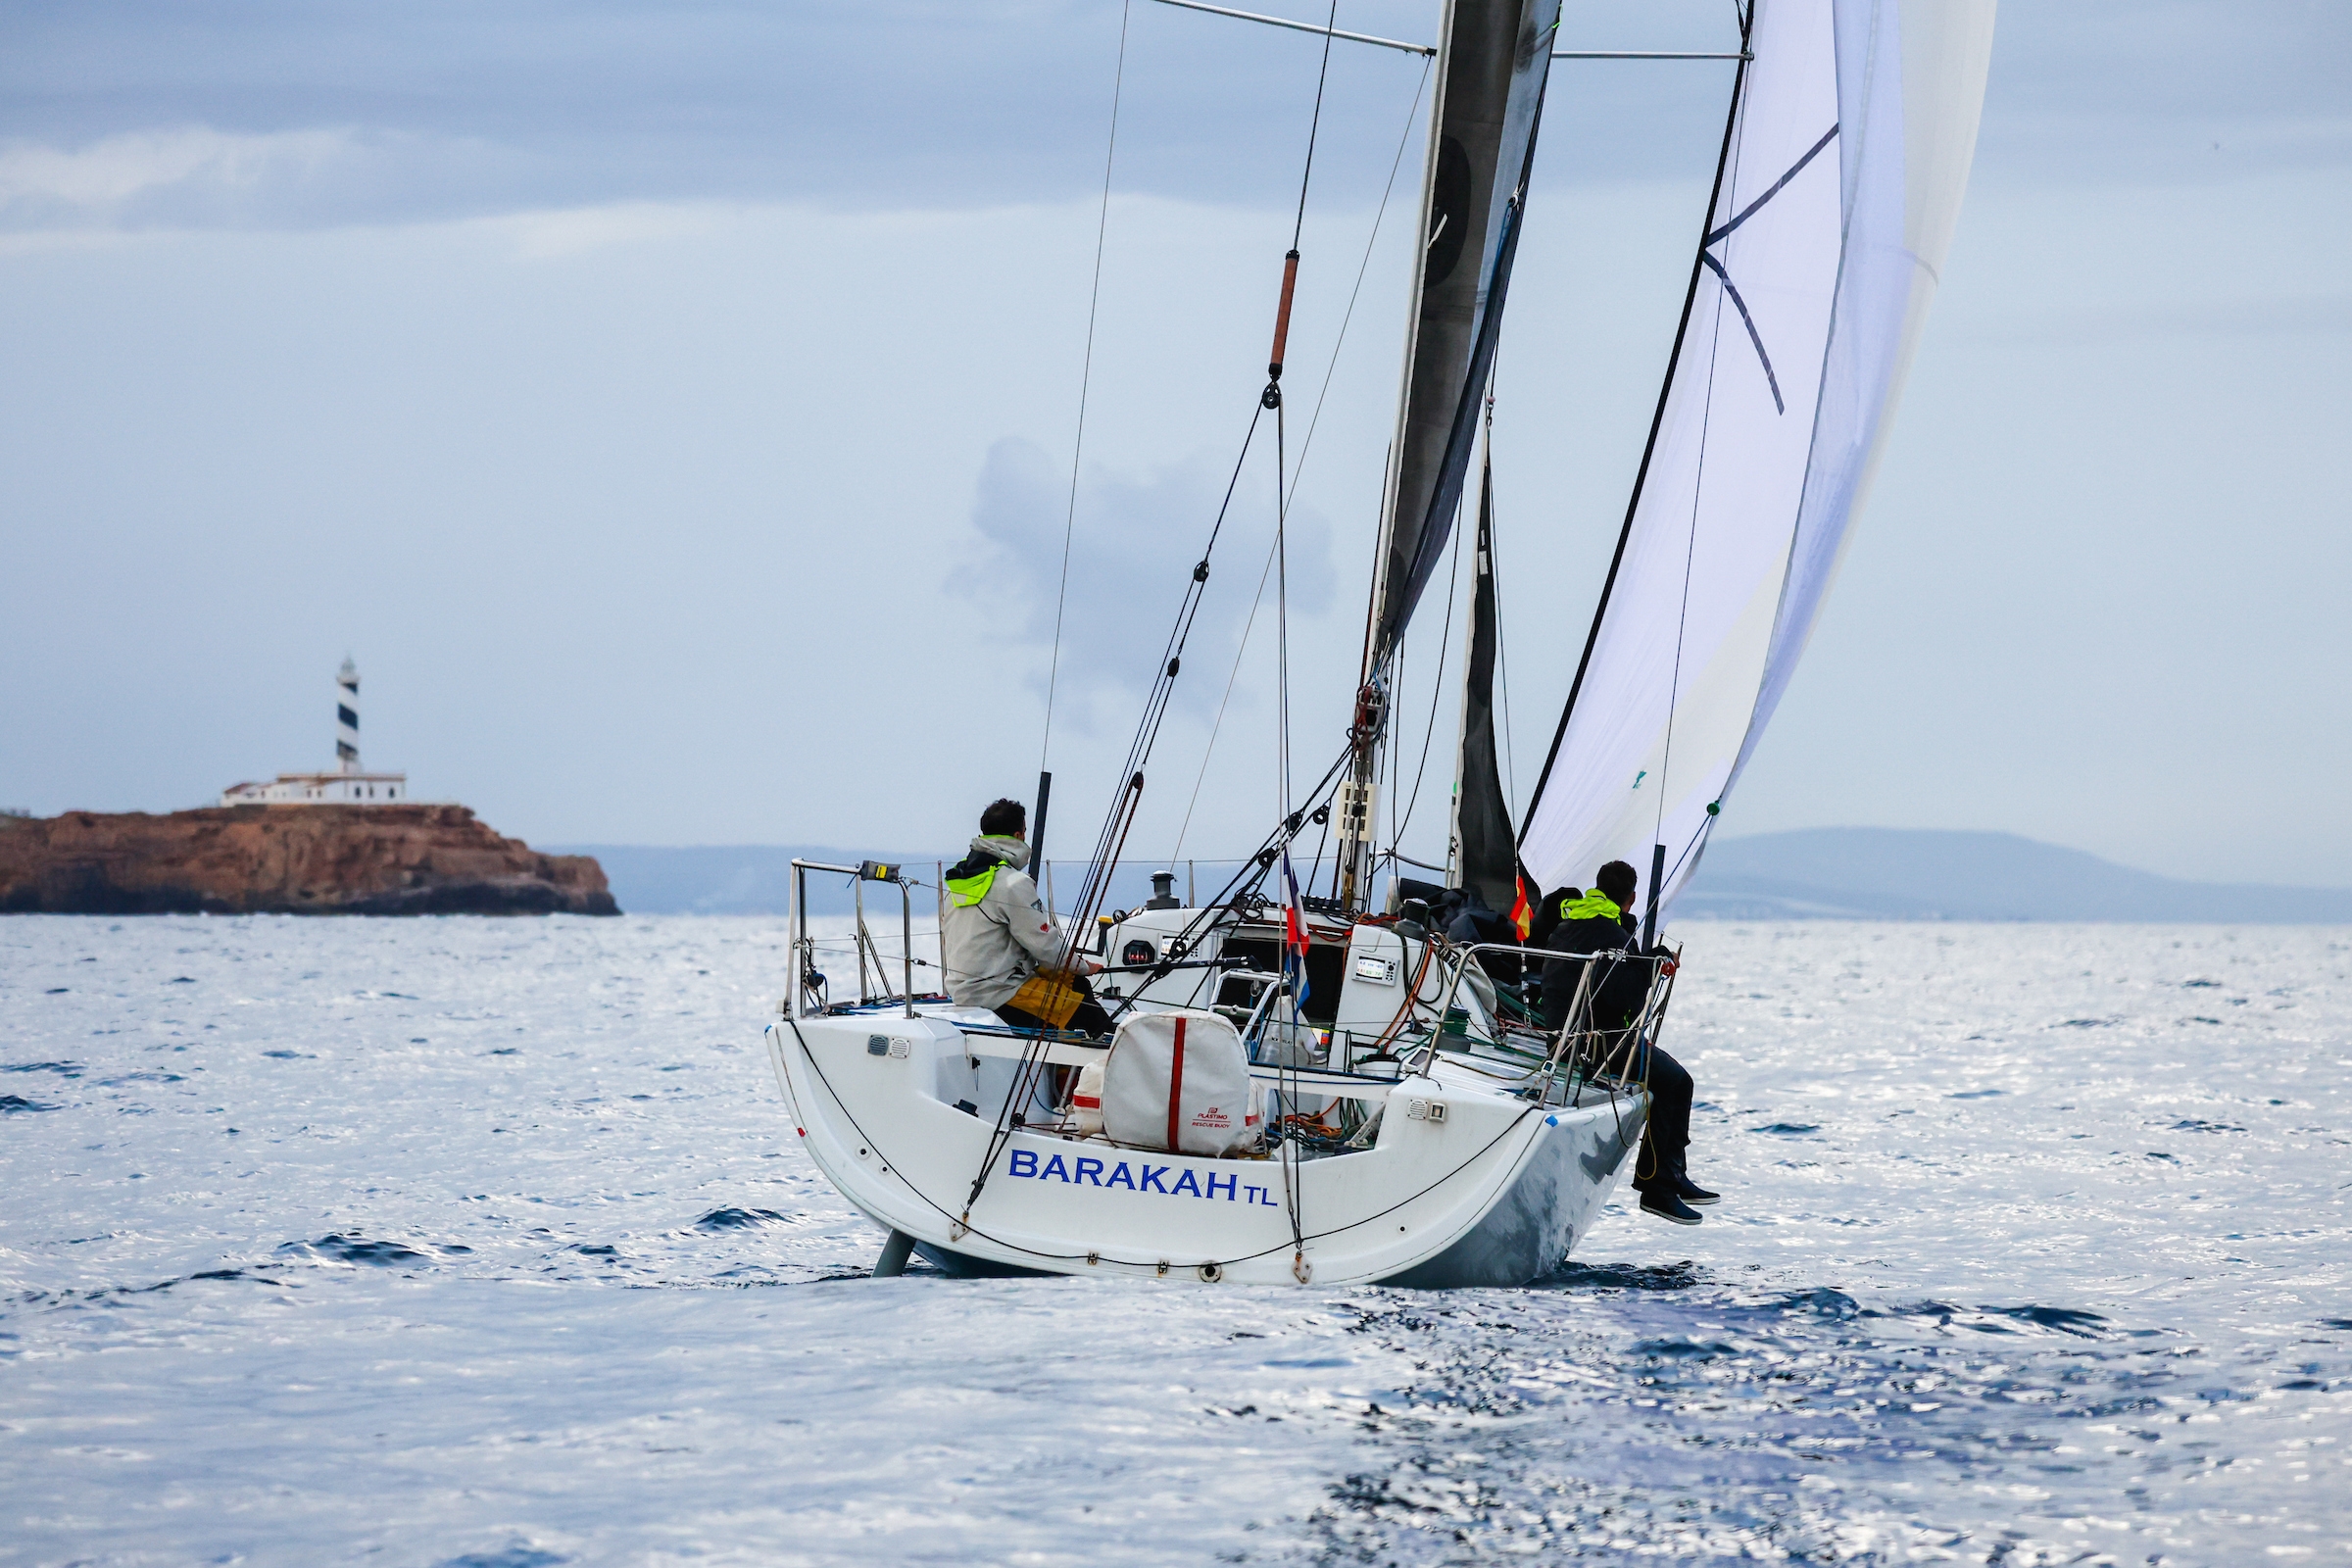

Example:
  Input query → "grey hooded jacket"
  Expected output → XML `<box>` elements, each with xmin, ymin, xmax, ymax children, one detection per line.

<box><xmin>940</xmin><ymin>835</ymin><xmax>1064</xmax><ymax>1010</ymax></box>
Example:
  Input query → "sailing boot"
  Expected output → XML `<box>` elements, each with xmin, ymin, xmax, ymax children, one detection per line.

<box><xmin>1673</xmin><ymin>1173</ymin><xmax>1720</xmax><ymax>1206</ymax></box>
<box><xmin>1638</xmin><ymin>1185</ymin><xmax>1703</xmax><ymax>1226</ymax></box>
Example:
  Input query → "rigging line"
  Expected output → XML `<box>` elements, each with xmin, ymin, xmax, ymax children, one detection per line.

<box><xmin>1290</xmin><ymin>0</ymin><xmax>1341</xmax><ymax>249</ymax></box>
<box><xmin>1661</xmin><ymin>807</ymin><xmax>1717</xmax><ymax>889</ymax></box>
<box><xmin>1273</xmin><ymin>388</ymin><xmax>1314</xmax><ymax>1278</ymax></box>
<box><xmin>1110</xmin><ymin>740</ymin><xmax>1356</xmax><ymax>1019</ymax></box>
<box><xmin>1167</xmin><ymin>57</ymin><xmax>1430</xmax><ymax>872</ymax></box>
<box><xmin>1518</xmin><ymin>22</ymin><xmax>1755</xmax><ymax>834</ymax></box>
<box><xmin>1168</xmin><ymin>530</ymin><xmax>1278</xmax><ymax>868</ymax></box>
<box><xmin>1275</xmin><ymin>398</ymin><xmax>1292</xmax><ymax>826</ymax></box>
<box><xmin>1041</xmin><ymin>0</ymin><xmax>1134</xmax><ymax>774</ymax></box>
<box><xmin>1655</xmin><ymin>28</ymin><xmax>1760</xmax><ymax>852</ymax></box>
<box><xmin>1149</xmin><ymin>0</ymin><xmax>1431</xmax><ymax>58</ymax></box>
<box><xmin>1479</xmin><ymin>348</ymin><xmax>1520</xmax><ymax>826</ymax></box>
<box><xmin>1284</xmin><ymin>52</ymin><xmax>1432</xmax><ymax>513</ymax></box>
<box><xmin>1392</xmin><ymin>486</ymin><xmax>1467</xmax><ymax>848</ymax></box>
<box><xmin>1492</xmin><ymin>467</ymin><xmax>1518</xmax><ymax>820</ymax></box>
<box><xmin>1068</xmin><ymin>401</ymin><xmax>1265</xmax><ymax>928</ymax></box>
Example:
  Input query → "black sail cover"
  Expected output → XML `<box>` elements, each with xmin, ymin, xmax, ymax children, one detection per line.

<box><xmin>1371</xmin><ymin>0</ymin><xmax>1559</xmax><ymax>665</ymax></box>
<box><xmin>1451</xmin><ymin>454</ymin><xmax>1518</xmax><ymax>917</ymax></box>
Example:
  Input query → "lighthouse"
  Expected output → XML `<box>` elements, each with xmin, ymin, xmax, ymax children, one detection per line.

<box><xmin>336</xmin><ymin>658</ymin><xmax>361</xmax><ymax>770</ymax></box>
<box><xmin>220</xmin><ymin>659</ymin><xmax>411</xmax><ymax>806</ymax></box>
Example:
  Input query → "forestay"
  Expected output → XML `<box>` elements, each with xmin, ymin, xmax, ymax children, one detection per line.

<box><xmin>1519</xmin><ymin>0</ymin><xmax>1996</xmax><ymax>908</ymax></box>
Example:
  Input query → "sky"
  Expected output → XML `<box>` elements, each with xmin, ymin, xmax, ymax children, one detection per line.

<box><xmin>1</xmin><ymin>1</ymin><xmax>2346</xmax><ymax>887</ymax></box>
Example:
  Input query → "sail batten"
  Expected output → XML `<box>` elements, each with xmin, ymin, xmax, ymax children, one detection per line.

<box><xmin>1518</xmin><ymin>0</ymin><xmax>1995</xmax><ymax>912</ymax></box>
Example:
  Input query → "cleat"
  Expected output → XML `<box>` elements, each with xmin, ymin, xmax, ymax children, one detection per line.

<box><xmin>1640</xmin><ymin>1189</ymin><xmax>1703</xmax><ymax>1226</ymax></box>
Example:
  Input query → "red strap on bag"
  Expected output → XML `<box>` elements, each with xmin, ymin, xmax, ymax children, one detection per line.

<box><xmin>1167</xmin><ymin>1015</ymin><xmax>1187</xmax><ymax>1152</ymax></box>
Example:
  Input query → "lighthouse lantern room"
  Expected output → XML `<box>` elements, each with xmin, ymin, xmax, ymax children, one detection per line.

<box><xmin>220</xmin><ymin>659</ymin><xmax>412</xmax><ymax>806</ymax></box>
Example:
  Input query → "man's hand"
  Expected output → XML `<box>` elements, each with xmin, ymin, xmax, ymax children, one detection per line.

<box><xmin>1080</xmin><ymin>958</ymin><xmax>1105</xmax><ymax>977</ymax></box>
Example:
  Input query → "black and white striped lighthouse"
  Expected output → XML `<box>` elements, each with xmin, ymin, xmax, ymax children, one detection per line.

<box><xmin>335</xmin><ymin>658</ymin><xmax>361</xmax><ymax>771</ymax></box>
<box><xmin>219</xmin><ymin>657</ymin><xmax>408</xmax><ymax>806</ymax></box>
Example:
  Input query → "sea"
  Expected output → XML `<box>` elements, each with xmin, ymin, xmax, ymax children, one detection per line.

<box><xmin>3</xmin><ymin>914</ymin><xmax>2346</xmax><ymax>1566</ymax></box>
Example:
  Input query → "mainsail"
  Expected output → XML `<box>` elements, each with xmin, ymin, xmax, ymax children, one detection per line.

<box><xmin>1368</xmin><ymin>0</ymin><xmax>1561</xmax><ymax>665</ymax></box>
<box><xmin>1517</xmin><ymin>0</ymin><xmax>1996</xmax><ymax>912</ymax></box>
<box><xmin>1448</xmin><ymin>451</ymin><xmax>1519</xmax><ymax>918</ymax></box>
<box><xmin>1339</xmin><ymin>0</ymin><xmax>1558</xmax><ymax>909</ymax></box>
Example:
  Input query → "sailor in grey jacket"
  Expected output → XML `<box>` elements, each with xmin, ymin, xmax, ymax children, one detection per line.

<box><xmin>940</xmin><ymin>832</ymin><xmax>1081</xmax><ymax>1011</ymax></box>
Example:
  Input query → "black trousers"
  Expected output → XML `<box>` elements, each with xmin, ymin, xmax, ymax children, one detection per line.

<box><xmin>1632</xmin><ymin>1041</ymin><xmax>1694</xmax><ymax>1193</ymax></box>
<box><xmin>995</xmin><ymin>974</ymin><xmax>1115</xmax><ymax>1038</ymax></box>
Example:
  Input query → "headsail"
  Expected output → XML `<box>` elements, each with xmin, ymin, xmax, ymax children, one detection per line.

<box><xmin>1518</xmin><ymin>0</ymin><xmax>1996</xmax><ymax>912</ymax></box>
<box><xmin>1368</xmin><ymin>0</ymin><xmax>1561</xmax><ymax>666</ymax></box>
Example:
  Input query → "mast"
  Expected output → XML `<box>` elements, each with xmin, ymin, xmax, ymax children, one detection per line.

<box><xmin>1336</xmin><ymin>0</ymin><xmax>1559</xmax><ymax>911</ymax></box>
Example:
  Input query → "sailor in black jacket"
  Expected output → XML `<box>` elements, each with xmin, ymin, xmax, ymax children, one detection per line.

<box><xmin>1534</xmin><ymin>859</ymin><xmax>1717</xmax><ymax>1226</ymax></box>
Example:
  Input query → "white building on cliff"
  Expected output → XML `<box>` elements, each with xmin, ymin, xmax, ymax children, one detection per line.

<box><xmin>220</xmin><ymin>659</ymin><xmax>411</xmax><ymax>806</ymax></box>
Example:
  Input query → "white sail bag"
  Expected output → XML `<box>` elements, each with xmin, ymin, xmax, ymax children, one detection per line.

<box><xmin>1102</xmin><ymin>1008</ymin><xmax>1260</xmax><ymax>1155</ymax></box>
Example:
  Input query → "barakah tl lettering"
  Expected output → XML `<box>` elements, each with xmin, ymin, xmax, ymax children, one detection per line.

<box><xmin>1006</xmin><ymin>1149</ymin><xmax>1284</xmax><ymax>1207</ymax></box>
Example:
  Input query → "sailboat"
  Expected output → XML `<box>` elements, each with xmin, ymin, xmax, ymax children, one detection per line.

<box><xmin>766</xmin><ymin>0</ymin><xmax>1996</xmax><ymax>1287</ymax></box>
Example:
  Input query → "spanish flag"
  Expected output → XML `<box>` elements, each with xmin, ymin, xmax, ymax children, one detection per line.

<box><xmin>1507</xmin><ymin>868</ymin><xmax>1535</xmax><ymax>941</ymax></box>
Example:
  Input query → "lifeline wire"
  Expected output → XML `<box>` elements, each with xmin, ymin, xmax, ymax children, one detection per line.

<box><xmin>1040</xmin><ymin>0</ymin><xmax>1133</xmax><ymax>773</ymax></box>
<box><xmin>785</xmin><ymin>1015</ymin><xmax>1541</xmax><ymax>1273</ymax></box>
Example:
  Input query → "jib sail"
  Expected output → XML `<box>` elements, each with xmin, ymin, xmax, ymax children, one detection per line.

<box><xmin>1518</xmin><ymin>0</ymin><xmax>1996</xmax><ymax>913</ymax></box>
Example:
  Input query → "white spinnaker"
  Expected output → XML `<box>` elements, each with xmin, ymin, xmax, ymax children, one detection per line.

<box><xmin>1518</xmin><ymin>0</ymin><xmax>1994</xmax><ymax>911</ymax></box>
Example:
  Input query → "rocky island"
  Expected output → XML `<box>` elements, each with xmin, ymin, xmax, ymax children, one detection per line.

<box><xmin>0</xmin><ymin>805</ymin><xmax>618</xmax><ymax>916</ymax></box>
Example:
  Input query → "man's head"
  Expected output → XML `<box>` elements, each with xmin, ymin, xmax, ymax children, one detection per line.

<box><xmin>978</xmin><ymin>798</ymin><xmax>1027</xmax><ymax>838</ymax></box>
<box><xmin>1593</xmin><ymin>860</ymin><xmax>1638</xmax><ymax>906</ymax></box>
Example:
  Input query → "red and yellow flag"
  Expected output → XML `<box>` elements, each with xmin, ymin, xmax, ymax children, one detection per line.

<box><xmin>1507</xmin><ymin>871</ymin><xmax>1534</xmax><ymax>941</ymax></box>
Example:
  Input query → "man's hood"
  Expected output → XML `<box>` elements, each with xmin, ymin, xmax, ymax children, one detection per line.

<box><xmin>971</xmin><ymin>834</ymin><xmax>1031</xmax><ymax>871</ymax></box>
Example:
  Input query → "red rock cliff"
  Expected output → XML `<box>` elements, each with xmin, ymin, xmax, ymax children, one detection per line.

<box><xmin>0</xmin><ymin>806</ymin><xmax>618</xmax><ymax>916</ymax></box>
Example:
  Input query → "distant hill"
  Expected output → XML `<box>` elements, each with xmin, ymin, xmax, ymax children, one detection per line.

<box><xmin>551</xmin><ymin>845</ymin><xmax>943</xmax><ymax>917</ymax></box>
<box><xmin>552</xmin><ymin>845</ymin><xmax>1242</xmax><ymax>918</ymax></box>
<box><xmin>559</xmin><ymin>828</ymin><xmax>2352</xmax><ymax>923</ymax></box>
<box><xmin>1678</xmin><ymin>827</ymin><xmax>2352</xmax><ymax>922</ymax></box>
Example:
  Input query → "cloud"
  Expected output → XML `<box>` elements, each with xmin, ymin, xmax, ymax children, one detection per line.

<box><xmin>0</xmin><ymin>126</ymin><xmax>352</xmax><ymax>225</ymax></box>
<box><xmin>965</xmin><ymin>435</ymin><xmax>1336</xmax><ymax>733</ymax></box>
<box><xmin>0</xmin><ymin>1</ymin><xmax>1453</xmax><ymax>230</ymax></box>
<box><xmin>483</xmin><ymin>200</ymin><xmax>735</xmax><ymax>261</ymax></box>
<box><xmin>3</xmin><ymin>1</ymin><xmax>2343</xmax><ymax>237</ymax></box>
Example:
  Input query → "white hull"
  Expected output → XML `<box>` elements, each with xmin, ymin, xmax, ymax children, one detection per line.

<box><xmin>768</xmin><ymin>1004</ymin><xmax>1648</xmax><ymax>1288</ymax></box>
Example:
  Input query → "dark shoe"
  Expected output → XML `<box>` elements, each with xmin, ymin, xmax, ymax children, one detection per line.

<box><xmin>1639</xmin><ymin>1188</ymin><xmax>1703</xmax><ymax>1226</ymax></box>
<box><xmin>1674</xmin><ymin>1174</ymin><xmax>1720</xmax><ymax>1206</ymax></box>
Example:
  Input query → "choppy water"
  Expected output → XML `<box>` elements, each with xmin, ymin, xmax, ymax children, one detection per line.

<box><xmin>2</xmin><ymin>915</ymin><xmax>2347</xmax><ymax>1566</ymax></box>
